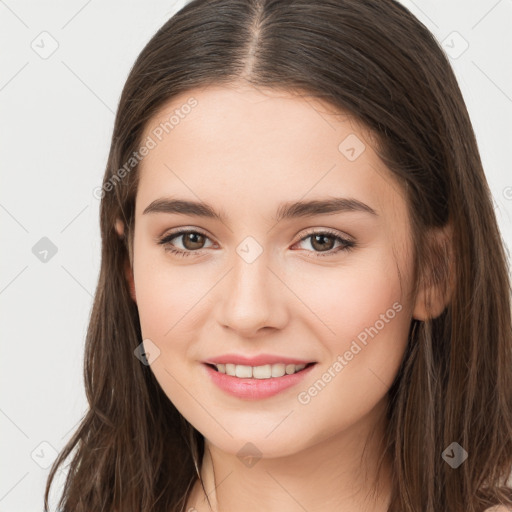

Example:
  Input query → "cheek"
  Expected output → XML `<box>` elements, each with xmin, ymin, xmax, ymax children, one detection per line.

<box><xmin>133</xmin><ymin>251</ymin><xmax>207</xmax><ymax>341</ymax></box>
<box><xmin>291</xmin><ymin>256</ymin><xmax>411</xmax><ymax>400</ymax></box>
<box><xmin>287</xmin><ymin>283</ymin><xmax>410</xmax><ymax>448</ymax></box>
<box><xmin>295</xmin><ymin>253</ymin><xmax>407</xmax><ymax>338</ymax></box>
<box><xmin>132</xmin><ymin>253</ymin><xmax>219</xmax><ymax>397</ymax></box>
<box><xmin>132</xmin><ymin>259</ymin><xmax>206</xmax><ymax>415</ymax></box>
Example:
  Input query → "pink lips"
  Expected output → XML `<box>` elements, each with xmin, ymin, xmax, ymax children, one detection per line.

<box><xmin>202</xmin><ymin>360</ymin><xmax>317</xmax><ymax>400</ymax></box>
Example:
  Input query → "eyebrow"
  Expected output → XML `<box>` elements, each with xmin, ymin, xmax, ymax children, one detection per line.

<box><xmin>142</xmin><ymin>196</ymin><xmax>378</xmax><ymax>222</ymax></box>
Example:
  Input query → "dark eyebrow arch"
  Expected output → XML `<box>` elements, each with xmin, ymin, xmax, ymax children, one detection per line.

<box><xmin>142</xmin><ymin>197</ymin><xmax>378</xmax><ymax>222</ymax></box>
<box><xmin>275</xmin><ymin>197</ymin><xmax>378</xmax><ymax>220</ymax></box>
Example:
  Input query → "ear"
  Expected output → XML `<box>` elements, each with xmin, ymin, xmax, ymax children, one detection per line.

<box><xmin>115</xmin><ymin>218</ymin><xmax>137</xmax><ymax>303</ymax></box>
<box><xmin>412</xmin><ymin>223</ymin><xmax>454</xmax><ymax>321</ymax></box>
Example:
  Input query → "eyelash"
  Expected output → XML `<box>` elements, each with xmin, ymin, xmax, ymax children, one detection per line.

<box><xmin>157</xmin><ymin>228</ymin><xmax>355</xmax><ymax>258</ymax></box>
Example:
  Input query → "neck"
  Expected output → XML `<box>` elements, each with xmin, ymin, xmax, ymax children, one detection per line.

<box><xmin>185</xmin><ymin>397</ymin><xmax>394</xmax><ymax>512</ymax></box>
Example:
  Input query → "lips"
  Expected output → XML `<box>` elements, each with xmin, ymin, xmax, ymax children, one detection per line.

<box><xmin>203</xmin><ymin>360</ymin><xmax>317</xmax><ymax>400</ymax></box>
<box><xmin>203</xmin><ymin>353</ymin><xmax>316</xmax><ymax>366</ymax></box>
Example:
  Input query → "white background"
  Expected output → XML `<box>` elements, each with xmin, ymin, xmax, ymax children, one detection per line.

<box><xmin>1</xmin><ymin>1</ymin><xmax>511</xmax><ymax>510</ymax></box>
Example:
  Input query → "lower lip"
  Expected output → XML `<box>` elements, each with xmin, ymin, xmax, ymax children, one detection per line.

<box><xmin>203</xmin><ymin>363</ymin><xmax>316</xmax><ymax>400</ymax></box>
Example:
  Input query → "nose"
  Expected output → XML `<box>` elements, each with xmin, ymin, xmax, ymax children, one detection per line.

<box><xmin>217</xmin><ymin>250</ymin><xmax>288</xmax><ymax>337</ymax></box>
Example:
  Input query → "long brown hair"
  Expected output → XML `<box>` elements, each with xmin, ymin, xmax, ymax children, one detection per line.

<box><xmin>44</xmin><ymin>0</ymin><xmax>512</xmax><ymax>510</ymax></box>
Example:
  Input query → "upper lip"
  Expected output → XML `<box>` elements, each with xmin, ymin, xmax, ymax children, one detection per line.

<box><xmin>203</xmin><ymin>354</ymin><xmax>316</xmax><ymax>366</ymax></box>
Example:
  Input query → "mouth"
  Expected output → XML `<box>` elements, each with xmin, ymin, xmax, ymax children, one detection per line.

<box><xmin>203</xmin><ymin>361</ymin><xmax>317</xmax><ymax>400</ymax></box>
<box><xmin>204</xmin><ymin>361</ymin><xmax>316</xmax><ymax>379</ymax></box>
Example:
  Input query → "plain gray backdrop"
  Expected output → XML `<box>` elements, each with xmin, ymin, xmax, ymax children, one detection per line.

<box><xmin>1</xmin><ymin>1</ymin><xmax>511</xmax><ymax>510</ymax></box>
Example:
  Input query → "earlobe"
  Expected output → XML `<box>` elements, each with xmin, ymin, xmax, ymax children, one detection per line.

<box><xmin>115</xmin><ymin>218</ymin><xmax>125</xmax><ymax>239</ymax></box>
<box><xmin>412</xmin><ymin>224</ymin><xmax>454</xmax><ymax>321</ymax></box>
<box><xmin>412</xmin><ymin>286</ymin><xmax>448</xmax><ymax>321</ymax></box>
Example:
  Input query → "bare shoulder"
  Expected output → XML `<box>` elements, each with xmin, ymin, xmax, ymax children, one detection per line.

<box><xmin>484</xmin><ymin>506</ymin><xmax>512</xmax><ymax>512</ymax></box>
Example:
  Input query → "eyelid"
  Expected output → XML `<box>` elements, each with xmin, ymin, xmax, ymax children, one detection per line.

<box><xmin>158</xmin><ymin>225</ymin><xmax>209</xmax><ymax>238</ymax></box>
<box><xmin>157</xmin><ymin>227</ymin><xmax>215</xmax><ymax>247</ymax></box>
<box><xmin>295</xmin><ymin>226</ymin><xmax>354</xmax><ymax>244</ymax></box>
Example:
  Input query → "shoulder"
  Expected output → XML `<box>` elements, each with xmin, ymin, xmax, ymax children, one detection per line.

<box><xmin>484</xmin><ymin>507</ymin><xmax>512</xmax><ymax>512</ymax></box>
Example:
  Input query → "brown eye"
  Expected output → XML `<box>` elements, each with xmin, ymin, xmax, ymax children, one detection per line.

<box><xmin>157</xmin><ymin>229</ymin><xmax>214</xmax><ymax>257</ymax></box>
<box><xmin>294</xmin><ymin>229</ymin><xmax>355</xmax><ymax>258</ymax></box>
<box><xmin>310</xmin><ymin>233</ymin><xmax>336</xmax><ymax>252</ymax></box>
<box><xmin>181</xmin><ymin>232</ymin><xmax>206</xmax><ymax>250</ymax></box>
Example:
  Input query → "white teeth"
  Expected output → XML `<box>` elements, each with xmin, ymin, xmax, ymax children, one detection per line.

<box><xmin>214</xmin><ymin>362</ymin><xmax>309</xmax><ymax>378</ymax></box>
<box><xmin>235</xmin><ymin>365</ymin><xmax>252</xmax><ymax>378</ymax></box>
<box><xmin>271</xmin><ymin>363</ymin><xmax>285</xmax><ymax>377</ymax></box>
<box><xmin>253</xmin><ymin>364</ymin><xmax>272</xmax><ymax>379</ymax></box>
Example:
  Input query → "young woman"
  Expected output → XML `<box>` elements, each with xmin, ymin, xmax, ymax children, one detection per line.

<box><xmin>44</xmin><ymin>1</ymin><xmax>512</xmax><ymax>511</ymax></box>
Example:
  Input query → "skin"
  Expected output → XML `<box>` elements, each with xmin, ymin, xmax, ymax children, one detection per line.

<box><xmin>116</xmin><ymin>83</ymin><xmax>448</xmax><ymax>511</ymax></box>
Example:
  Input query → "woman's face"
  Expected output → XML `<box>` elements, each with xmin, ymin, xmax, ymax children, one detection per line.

<box><xmin>126</xmin><ymin>83</ymin><xmax>418</xmax><ymax>457</ymax></box>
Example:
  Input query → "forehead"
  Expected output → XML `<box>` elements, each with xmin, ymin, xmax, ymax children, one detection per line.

<box><xmin>136</xmin><ymin>84</ymin><xmax>406</xmax><ymax>223</ymax></box>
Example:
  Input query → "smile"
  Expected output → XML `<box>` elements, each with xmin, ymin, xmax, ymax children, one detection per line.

<box><xmin>203</xmin><ymin>362</ymin><xmax>317</xmax><ymax>400</ymax></box>
<box><xmin>209</xmin><ymin>362</ymin><xmax>313</xmax><ymax>378</ymax></box>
